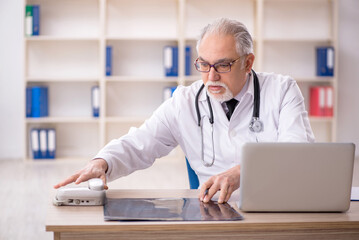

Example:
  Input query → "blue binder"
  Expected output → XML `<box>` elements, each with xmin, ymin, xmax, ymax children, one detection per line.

<box><xmin>106</xmin><ymin>46</ymin><xmax>112</xmax><ymax>76</ymax></box>
<box><xmin>185</xmin><ymin>46</ymin><xmax>191</xmax><ymax>76</ymax></box>
<box><xmin>41</xmin><ymin>87</ymin><xmax>48</xmax><ymax>117</ymax></box>
<box><xmin>30</xmin><ymin>128</ymin><xmax>41</xmax><ymax>159</ymax></box>
<box><xmin>31</xmin><ymin>86</ymin><xmax>42</xmax><ymax>117</ymax></box>
<box><xmin>92</xmin><ymin>86</ymin><xmax>100</xmax><ymax>117</ymax></box>
<box><xmin>32</xmin><ymin>5</ymin><xmax>40</xmax><ymax>36</ymax></box>
<box><xmin>39</xmin><ymin>128</ymin><xmax>47</xmax><ymax>158</ymax></box>
<box><xmin>47</xmin><ymin>128</ymin><xmax>56</xmax><ymax>159</ymax></box>
<box><xmin>31</xmin><ymin>86</ymin><xmax>48</xmax><ymax>117</ymax></box>
<box><xmin>164</xmin><ymin>46</ymin><xmax>178</xmax><ymax>77</ymax></box>
<box><xmin>26</xmin><ymin>87</ymin><xmax>32</xmax><ymax>117</ymax></box>
<box><xmin>316</xmin><ymin>47</ymin><xmax>334</xmax><ymax>77</ymax></box>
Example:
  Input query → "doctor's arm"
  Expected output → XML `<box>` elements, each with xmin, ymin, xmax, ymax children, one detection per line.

<box><xmin>199</xmin><ymin>165</ymin><xmax>241</xmax><ymax>203</ymax></box>
<box><xmin>54</xmin><ymin>97</ymin><xmax>179</xmax><ymax>189</ymax></box>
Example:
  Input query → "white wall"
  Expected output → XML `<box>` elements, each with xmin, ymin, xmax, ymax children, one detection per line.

<box><xmin>337</xmin><ymin>0</ymin><xmax>359</xmax><ymax>151</ymax></box>
<box><xmin>0</xmin><ymin>0</ymin><xmax>24</xmax><ymax>159</ymax></box>
<box><xmin>0</xmin><ymin>0</ymin><xmax>358</xmax><ymax>159</ymax></box>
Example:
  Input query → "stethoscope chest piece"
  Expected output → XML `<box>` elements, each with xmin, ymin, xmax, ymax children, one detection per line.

<box><xmin>249</xmin><ymin>117</ymin><xmax>263</xmax><ymax>133</ymax></box>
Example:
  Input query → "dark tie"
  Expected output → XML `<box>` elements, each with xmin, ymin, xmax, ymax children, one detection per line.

<box><xmin>226</xmin><ymin>98</ymin><xmax>238</xmax><ymax>120</ymax></box>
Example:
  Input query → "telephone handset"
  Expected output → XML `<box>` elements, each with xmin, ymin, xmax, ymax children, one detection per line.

<box><xmin>53</xmin><ymin>178</ymin><xmax>106</xmax><ymax>206</ymax></box>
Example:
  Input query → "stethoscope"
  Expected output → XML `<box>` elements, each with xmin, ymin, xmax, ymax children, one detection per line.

<box><xmin>195</xmin><ymin>69</ymin><xmax>263</xmax><ymax>167</ymax></box>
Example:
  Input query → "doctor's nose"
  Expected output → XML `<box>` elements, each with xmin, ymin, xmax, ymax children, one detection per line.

<box><xmin>208</xmin><ymin>66</ymin><xmax>220</xmax><ymax>82</ymax></box>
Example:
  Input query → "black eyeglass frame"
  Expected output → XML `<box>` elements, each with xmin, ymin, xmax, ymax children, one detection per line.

<box><xmin>194</xmin><ymin>57</ymin><xmax>243</xmax><ymax>73</ymax></box>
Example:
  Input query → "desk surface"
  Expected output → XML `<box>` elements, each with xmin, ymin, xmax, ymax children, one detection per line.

<box><xmin>46</xmin><ymin>189</ymin><xmax>359</xmax><ymax>240</ymax></box>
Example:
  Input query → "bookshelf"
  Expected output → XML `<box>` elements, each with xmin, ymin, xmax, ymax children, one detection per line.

<box><xmin>24</xmin><ymin>0</ymin><xmax>338</xmax><ymax>161</ymax></box>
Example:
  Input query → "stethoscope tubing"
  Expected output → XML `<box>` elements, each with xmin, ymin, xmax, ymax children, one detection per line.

<box><xmin>194</xmin><ymin>69</ymin><xmax>262</xmax><ymax>167</ymax></box>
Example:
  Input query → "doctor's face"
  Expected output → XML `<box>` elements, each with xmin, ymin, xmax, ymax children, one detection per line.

<box><xmin>197</xmin><ymin>33</ymin><xmax>254</xmax><ymax>101</ymax></box>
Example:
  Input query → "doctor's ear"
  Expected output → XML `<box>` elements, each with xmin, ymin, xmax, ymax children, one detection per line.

<box><xmin>244</xmin><ymin>54</ymin><xmax>255</xmax><ymax>73</ymax></box>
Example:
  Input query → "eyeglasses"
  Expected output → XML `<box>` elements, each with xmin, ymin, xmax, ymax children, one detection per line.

<box><xmin>194</xmin><ymin>57</ymin><xmax>242</xmax><ymax>73</ymax></box>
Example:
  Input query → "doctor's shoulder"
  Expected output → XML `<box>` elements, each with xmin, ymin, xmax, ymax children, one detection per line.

<box><xmin>257</xmin><ymin>72</ymin><xmax>298</xmax><ymax>94</ymax></box>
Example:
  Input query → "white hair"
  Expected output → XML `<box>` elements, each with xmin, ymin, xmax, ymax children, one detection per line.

<box><xmin>196</xmin><ymin>18</ymin><xmax>254</xmax><ymax>56</ymax></box>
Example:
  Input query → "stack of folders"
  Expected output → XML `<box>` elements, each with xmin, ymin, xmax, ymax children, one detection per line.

<box><xmin>25</xmin><ymin>5</ymin><xmax>40</xmax><ymax>36</ymax></box>
<box><xmin>163</xmin><ymin>46</ymin><xmax>191</xmax><ymax>77</ymax></box>
<box><xmin>30</xmin><ymin>128</ymin><xmax>56</xmax><ymax>160</ymax></box>
<box><xmin>91</xmin><ymin>86</ymin><xmax>100</xmax><ymax>117</ymax></box>
<box><xmin>26</xmin><ymin>86</ymin><xmax>48</xmax><ymax>118</ymax></box>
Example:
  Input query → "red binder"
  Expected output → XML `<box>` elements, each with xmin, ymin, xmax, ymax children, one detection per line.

<box><xmin>324</xmin><ymin>86</ymin><xmax>334</xmax><ymax>117</ymax></box>
<box><xmin>309</xmin><ymin>86</ymin><xmax>325</xmax><ymax>116</ymax></box>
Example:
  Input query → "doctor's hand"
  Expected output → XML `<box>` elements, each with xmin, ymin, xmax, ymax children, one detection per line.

<box><xmin>199</xmin><ymin>165</ymin><xmax>241</xmax><ymax>204</ymax></box>
<box><xmin>53</xmin><ymin>158</ymin><xmax>109</xmax><ymax>189</ymax></box>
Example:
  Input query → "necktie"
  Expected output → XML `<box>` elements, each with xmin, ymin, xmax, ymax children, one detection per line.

<box><xmin>226</xmin><ymin>98</ymin><xmax>238</xmax><ymax>120</ymax></box>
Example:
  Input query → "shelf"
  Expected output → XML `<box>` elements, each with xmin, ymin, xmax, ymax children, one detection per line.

<box><xmin>26</xmin><ymin>77</ymin><xmax>99</xmax><ymax>83</ymax></box>
<box><xmin>106</xmin><ymin>0</ymin><xmax>178</xmax><ymax>39</ymax></box>
<box><xmin>24</xmin><ymin>157</ymin><xmax>90</xmax><ymax>163</ymax></box>
<box><xmin>106</xmin><ymin>36</ymin><xmax>178</xmax><ymax>42</ymax></box>
<box><xmin>25</xmin><ymin>36</ymin><xmax>99</xmax><ymax>41</ymax></box>
<box><xmin>26</xmin><ymin>117</ymin><xmax>100</xmax><ymax>124</ymax></box>
<box><xmin>105</xmin><ymin>76</ymin><xmax>178</xmax><ymax>83</ymax></box>
<box><xmin>26</xmin><ymin>40</ymin><xmax>100</xmax><ymax>79</ymax></box>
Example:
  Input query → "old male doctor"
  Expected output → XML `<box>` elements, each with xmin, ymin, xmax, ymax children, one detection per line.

<box><xmin>55</xmin><ymin>18</ymin><xmax>315</xmax><ymax>203</ymax></box>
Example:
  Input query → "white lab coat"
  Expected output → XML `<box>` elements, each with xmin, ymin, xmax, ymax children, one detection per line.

<box><xmin>95</xmin><ymin>72</ymin><xmax>315</xmax><ymax>185</ymax></box>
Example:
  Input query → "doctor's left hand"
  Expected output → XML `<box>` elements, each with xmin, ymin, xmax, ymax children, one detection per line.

<box><xmin>199</xmin><ymin>165</ymin><xmax>241</xmax><ymax>204</ymax></box>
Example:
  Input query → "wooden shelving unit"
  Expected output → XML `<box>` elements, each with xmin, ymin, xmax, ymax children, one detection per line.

<box><xmin>24</xmin><ymin>0</ymin><xmax>338</xmax><ymax>160</ymax></box>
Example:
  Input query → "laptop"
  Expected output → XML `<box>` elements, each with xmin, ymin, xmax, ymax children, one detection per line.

<box><xmin>239</xmin><ymin>142</ymin><xmax>355</xmax><ymax>212</ymax></box>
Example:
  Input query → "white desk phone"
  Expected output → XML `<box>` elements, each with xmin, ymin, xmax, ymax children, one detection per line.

<box><xmin>53</xmin><ymin>178</ymin><xmax>106</xmax><ymax>206</ymax></box>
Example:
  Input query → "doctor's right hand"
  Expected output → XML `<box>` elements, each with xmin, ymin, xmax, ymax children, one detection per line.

<box><xmin>53</xmin><ymin>158</ymin><xmax>109</xmax><ymax>189</ymax></box>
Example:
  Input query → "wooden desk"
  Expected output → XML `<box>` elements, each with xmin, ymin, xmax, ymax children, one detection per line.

<box><xmin>46</xmin><ymin>189</ymin><xmax>359</xmax><ymax>240</ymax></box>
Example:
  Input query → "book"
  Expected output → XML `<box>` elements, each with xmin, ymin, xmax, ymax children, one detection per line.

<box><xmin>316</xmin><ymin>47</ymin><xmax>334</xmax><ymax>77</ymax></box>
<box><xmin>25</xmin><ymin>5</ymin><xmax>33</xmax><ymax>36</ymax></box>
<box><xmin>106</xmin><ymin>46</ymin><xmax>112</xmax><ymax>76</ymax></box>
<box><xmin>29</xmin><ymin>86</ymin><xmax>48</xmax><ymax>118</ymax></box>
<box><xmin>92</xmin><ymin>86</ymin><xmax>100</xmax><ymax>117</ymax></box>
<box><xmin>32</xmin><ymin>5</ymin><xmax>40</xmax><ymax>36</ymax></box>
